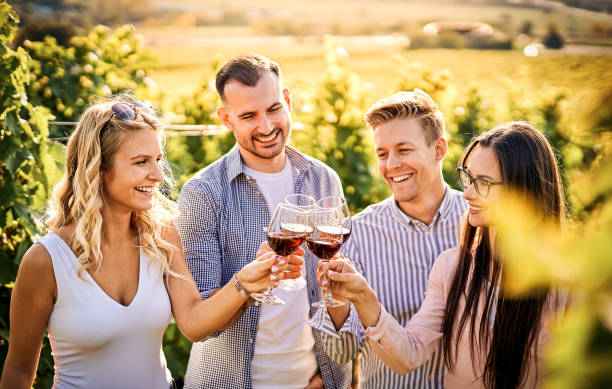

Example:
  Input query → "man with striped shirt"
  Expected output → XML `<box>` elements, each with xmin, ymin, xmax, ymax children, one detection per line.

<box><xmin>309</xmin><ymin>89</ymin><xmax>467</xmax><ymax>388</ymax></box>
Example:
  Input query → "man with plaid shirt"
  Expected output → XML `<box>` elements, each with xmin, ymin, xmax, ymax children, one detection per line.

<box><xmin>176</xmin><ymin>54</ymin><xmax>352</xmax><ymax>389</ymax></box>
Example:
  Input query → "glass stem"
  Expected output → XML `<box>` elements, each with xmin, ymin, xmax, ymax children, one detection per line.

<box><xmin>263</xmin><ymin>255</ymin><xmax>280</xmax><ymax>296</ymax></box>
<box><xmin>321</xmin><ymin>260</ymin><xmax>332</xmax><ymax>301</ymax></box>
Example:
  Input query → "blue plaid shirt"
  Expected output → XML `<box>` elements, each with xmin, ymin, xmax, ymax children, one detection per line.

<box><xmin>176</xmin><ymin>144</ymin><xmax>352</xmax><ymax>389</ymax></box>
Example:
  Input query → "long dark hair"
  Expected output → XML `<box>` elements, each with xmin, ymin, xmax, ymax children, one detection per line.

<box><xmin>442</xmin><ymin>122</ymin><xmax>565</xmax><ymax>389</ymax></box>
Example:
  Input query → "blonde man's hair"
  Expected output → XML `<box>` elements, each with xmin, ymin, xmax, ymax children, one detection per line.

<box><xmin>364</xmin><ymin>89</ymin><xmax>445</xmax><ymax>145</ymax></box>
<box><xmin>46</xmin><ymin>94</ymin><xmax>178</xmax><ymax>280</ymax></box>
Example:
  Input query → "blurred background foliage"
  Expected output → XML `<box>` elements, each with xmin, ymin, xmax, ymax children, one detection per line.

<box><xmin>0</xmin><ymin>5</ymin><xmax>62</xmax><ymax>387</ymax></box>
<box><xmin>492</xmin><ymin>104</ymin><xmax>612</xmax><ymax>388</ymax></box>
<box><xmin>1</xmin><ymin>0</ymin><xmax>611</xmax><ymax>387</ymax></box>
<box><xmin>23</xmin><ymin>24</ymin><xmax>157</xmax><ymax>139</ymax></box>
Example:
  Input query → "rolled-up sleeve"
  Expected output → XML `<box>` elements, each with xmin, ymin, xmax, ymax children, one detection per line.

<box><xmin>308</xmin><ymin>237</ymin><xmax>366</xmax><ymax>364</ymax></box>
<box><xmin>310</xmin><ymin>302</ymin><xmax>363</xmax><ymax>364</ymax></box>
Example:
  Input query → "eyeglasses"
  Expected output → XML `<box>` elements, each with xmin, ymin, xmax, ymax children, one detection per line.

<box><xmin>457</xmin><ymin>166</ymin><xmax>503</xmax><ymax>198</ymax></box>
<box><xmin>101</xmin><ymin>100</ymin><xmax>154</xmax><ymax>137</ymax></box>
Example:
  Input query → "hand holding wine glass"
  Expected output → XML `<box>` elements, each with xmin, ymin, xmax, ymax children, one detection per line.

<box><xmin>251</xmin><ymin>204</ymin><xmax>309</xmax><ymax>305</ymax></box>
<box><xmin>308</xmin><ymin>206</ymin><xmax>346</xmax><ymax>308</ymax></box>
<box><xmin>236</xmin><ymin>244</ymin><xmax>305</xmax><ymax>293</ymax></box>
<box><xmin>317</xmin><ymin>256</ymin><xmax>370</xmax><ymax>303</ymax></box>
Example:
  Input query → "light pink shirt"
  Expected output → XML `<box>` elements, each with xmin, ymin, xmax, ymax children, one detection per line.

<box><xmin>363</xmin><ymin>246</ymin><xmax>561</xmax><ymax>389</ymax></box>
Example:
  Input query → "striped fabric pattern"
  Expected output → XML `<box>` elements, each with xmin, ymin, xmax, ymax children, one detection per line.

<box><xmin>309</xmin><ymin>188</ymin><xmax>467</xmax><ymax>389</ymax></box>
<box><xmin>176</xmin><ymin>145</ymin><xmax>352</xmax><ymax>389</ymax></box>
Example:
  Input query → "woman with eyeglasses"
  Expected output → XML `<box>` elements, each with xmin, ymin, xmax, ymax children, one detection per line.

<box><xmin>321</xmin><ymin>121</ymin><xmax>566</xmax><ymax>389</ymax></box>
<box><xmin>0</xmin><ymin>96</ymin><xmax>303</xmax><ymax>389</ymax></box>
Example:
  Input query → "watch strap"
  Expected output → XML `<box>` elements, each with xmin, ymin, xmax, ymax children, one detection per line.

<box><xmin>232</xmin><ymin>274</ymin><xmax>249</xmax><ymax>300</ymax></box>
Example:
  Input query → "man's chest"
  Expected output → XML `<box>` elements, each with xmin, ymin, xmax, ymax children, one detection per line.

<box><xmin>355</xmin><ymin>223</ymin><xmax>459</xmax><ymax>324</ymax></box>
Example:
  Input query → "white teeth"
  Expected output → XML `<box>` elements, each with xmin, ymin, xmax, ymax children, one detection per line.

<box><xmin>255</xmin><ymin>131</ymin><xmax>277</xmax><ymax>142</ymax></box>
<box><xmin>135</xmin><ymin>187</ymin><xmax>154</xmax><ymax>193</ymax></box>
<box><xmin>391</xmin><ymin>174</ymin><xmax>413</xmax><ymax>183</ymax></box>
<box><xmin>470</xmin><ymin>205</ymin><xmax>483</xmax><ymax>211</ymax></box>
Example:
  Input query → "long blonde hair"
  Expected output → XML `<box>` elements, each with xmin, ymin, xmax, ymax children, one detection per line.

<box><xmin>46</xmin><ymin>95</ymin><xmax>178</xmax><ymax>279</ymax></box>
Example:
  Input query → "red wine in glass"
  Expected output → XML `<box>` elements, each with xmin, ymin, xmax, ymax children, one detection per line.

<box><xmin>276</xmin><ymin>222</ymin><xmax>312</xmax><ymax>292</ymax></box>
<box><xmin>308</xmin><ymin>208</ymin><xmax>347</xmax><ymax>308</ymax></box>
<box><xmin>252</xmin><ymin>204</ymin><xmax>309</xmax><ymax>305</ymax></box>
<box><xmin>268</xmin><ymin>232</ymin><xmax>304</xmax><ymax>257</ymax></box>
<box><xmin>306</xmin><ymin>237</ymin><xmax>342</xmax><ymax>259</ymax></box>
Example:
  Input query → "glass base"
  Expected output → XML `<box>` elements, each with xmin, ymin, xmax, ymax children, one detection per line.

<box><xmin>251</xmin><ymin>291</ymin><xmax>285</xmax><ymax>306</ymax></box>
<box><xmin>278</xmin><ymin>277</ymin><xmax>307</xmax><ymax>291</ymax></box>
<box><xmin>312</xmin><ymin>298</ymin><xmax>347</xmax><ymax>308</ymax></box>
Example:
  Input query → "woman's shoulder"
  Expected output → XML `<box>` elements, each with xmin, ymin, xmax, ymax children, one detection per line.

<box><xmin>22</xmin><ymin>242</ymin><xmax>53</xmax><ymax>270</ymax></box>
<box><xmin>431</xmin><ymin>246</ymin><xmax>462</xmax><ymax>280</ymax></box>
<box><xmin>18</xmin><ymin>241</ymin><xmax>56</xmax><ymax>295</ymax></box>
<box><xmin>436</xmin><ymin>246</ymin><xmax>462</xmax><ymax>267</ymax></box>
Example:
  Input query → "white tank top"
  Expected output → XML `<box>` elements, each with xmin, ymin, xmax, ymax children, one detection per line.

<box><xmin>39</xmin><ymin>233</ymin><xmax>172</xmax><ymax>389</ymax></box>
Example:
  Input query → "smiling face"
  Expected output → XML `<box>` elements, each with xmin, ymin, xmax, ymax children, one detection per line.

<box><xmin>217</xmin><ymin>71</ymin><xmax>292</xmax><ymax>170</ymax></box>
<box><xmin>374</xmin><ymin>118</ymin><xmax>446</xmax><ymax>207</ymax></box>
<box><xmin>101</xmin><ymin>129</ymin><xmax>164</xmax><ymax>213</ymax></box>
<box><xmin>462</xmin><ymin>145</ymin><xmax>503</xmax><ymax>228</ymax></box>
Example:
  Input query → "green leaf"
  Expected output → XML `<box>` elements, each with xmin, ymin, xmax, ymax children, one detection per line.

<box><xmin>12</xmin><ymin>202</ymin><xmax>31</xmax><ymax>224</ymax></box>
<box><xmin>0</xmin><ymin>250</ymin><xmax>17</xmax><ymax>284</ymax></box>
<box><xmin>0</xmin><ymin>174</ymin><xmax>16</xmax><ymax>206</ymax></box>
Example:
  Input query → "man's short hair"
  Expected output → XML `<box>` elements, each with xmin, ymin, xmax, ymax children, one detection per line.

<box><xmin>364</xmin><ymin>89</ymin><xmax>445</xmax><ymax>145</ymax></box>
<box><xmin>215</xmin><ymin>53</ymin><xmax>281</xmax><ymax>100</ymax></box>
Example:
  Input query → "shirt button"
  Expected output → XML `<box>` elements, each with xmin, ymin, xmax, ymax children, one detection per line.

<box><xmin>249</xmin><ymin>338</ymin><xmax>254</xmax><ymax>344</ymax></box>
<box><xmin>254</xmin><ymin>301</ymin><xmax>260</xmax><ymax>307</ymax></box>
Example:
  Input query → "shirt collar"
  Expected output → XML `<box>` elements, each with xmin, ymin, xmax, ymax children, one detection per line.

<box><xmin>437</xmin><ymin>183</ymin><xmax>459</xmax><ymax>220</ymax></box>
<box><xmin>389</xmin><ymin>183</ymin><xmax>456</xmax><ymax>227</ymax></box>
<box><xmin>388</xmin><ymin>196</ymin><xmax>416</xmax><ymax>227</ymax></box>
<box><xmin>226</xmin><ymin>144</ymin><xmax>244</xmax><ymax>182</ymax></box>
<box><xmin>226</xmin><ymin>144</ymin><xmax>313</xmax><ymax>182</ymax></box>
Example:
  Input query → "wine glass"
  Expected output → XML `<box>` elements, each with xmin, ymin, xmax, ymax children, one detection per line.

<box><xmin>278</xmin><ymin>194</ymin><xmax>315</xmax><ymax>291</ymax></box>
<box><xmin>285</xmin><ymin>194</ymin><xmax>317</xmax><ymax>209</ymax></box>
<box><xmin>317</xmin><ymin>196</ymin><xmax>352</xmax><ymax>243</ymax></box>
<box><xmin>308</xmin><ymin>207</ymin><xmax>347</xmax><ymax>308</ymax></box>
<box><xmin>252</xmin><ymin>204</ymin><xmax>309</xmax><ymax>305</ymax></box>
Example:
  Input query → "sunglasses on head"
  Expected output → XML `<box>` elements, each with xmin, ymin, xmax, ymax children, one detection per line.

<box><xmin>101</xmin><ymin>100</ymin><xmax>155</xmax><ymax>137</ymax></box>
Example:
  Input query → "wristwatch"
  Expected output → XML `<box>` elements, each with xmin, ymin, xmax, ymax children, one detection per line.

<box><xmin>232</xmin><ymin>274</ymin><xmax>249</xmax><ymax>300</ymax></box>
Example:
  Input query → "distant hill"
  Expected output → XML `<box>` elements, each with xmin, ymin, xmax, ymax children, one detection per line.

<box><xmin>434</xmin><ymin>0</ymin><xmax>610</xmax><ymax>14</ymax></box>
<box><xmin>476</xmin><ymin>0</ymin><xmax>611</xmax><ymax>14</ymax></box>
<box><xmin>556</xmin><ymin>0</ymin><xmax>611</xmax><ymax>13</ymax></box>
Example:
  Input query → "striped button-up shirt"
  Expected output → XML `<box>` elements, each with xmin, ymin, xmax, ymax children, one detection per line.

<box><xmin>176</xmin><ymin>144</ymin><xmax>352</xmax><ymax>389</ymax></box>
<box><xmin>309</xmin><ymin>187</ymin><xmax>467</xmax><ymax>389</ymax></box>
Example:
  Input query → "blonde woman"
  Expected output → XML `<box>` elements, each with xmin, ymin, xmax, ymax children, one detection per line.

<box><xmin>0</xmin><ymin>96</ymin><xmax>303</xmax><ymax>389</ymax></box>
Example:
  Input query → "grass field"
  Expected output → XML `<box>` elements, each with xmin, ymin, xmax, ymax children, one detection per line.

<box><xmin>145</xmin><ymin>36</ymin><xmax>612</xmax><ymax>128</ymax></box>
<box><xmin>139</xmin><ymin>0</ymin><xmax>612</xmax><ymax>129</ymax></box>
<box><xmin>151</xmin><ymin>0</ymin><xmax>612</xmax><ymax>33</ymax></box>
